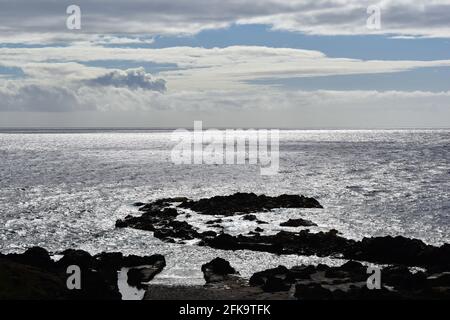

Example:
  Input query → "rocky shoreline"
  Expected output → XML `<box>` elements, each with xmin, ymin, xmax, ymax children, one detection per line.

<box><xmin>1</xmin><ymin>192</ymin><xmax>449</xmax><ymax>300</ymax></box>
<box><xmin>0</xmin><ymin>247</ymin><xmax>165</xmax><ymax>299</ymax></box>
<box><xmin>116</xmin><ymin>193</ymin><xmax>449</xmax><ymax>271</ymax></box>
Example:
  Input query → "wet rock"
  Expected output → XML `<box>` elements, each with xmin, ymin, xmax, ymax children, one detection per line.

<box><xmin>179</xmin><ymin>192</ymin><xmax>323</xmax><ymax>216</ymax></box>
<box><xmin>93</xmin><ymin>252</ymin><xmax>124</xmax><ymax>269</ymax></box>
<box><xmin>338</xmin><ymin>260</ymin><xmax>366</xmax><ymax>273</ymax></box>
<box><xmin>345</xmin><ymin>235</ymin><xmax>450</xmax><ymax>269</ymax></box>
<box><xmin>122</xmin><ymin>254</ymin><xmax>166</xmax><ymax>268</ymax></box>
<box><xmin>201</xmin><ymin>258</ymin><xmax>237</xmax><ymax>283</ymax></box>
<box><xmin>249</xmin><ymin>266</ymin><xmax>290</xmax><ymax>287</ymax></box>
<box><xmin>57</xmin><ymin>249</ymin><xmax>94</xmax><ymax>269</ymax></box>
<box><xmin>117</xmin><ymin>195</ymin><xmax>449</xmax><ymax>271</ymax></box>
<box><xmin>127</xmin><ymin>263</ymin><xmax>165</xmax><ymax>289</ymax></box>
<box><xmin>202</xmin><ymin>230</ymin><xmax>449</xmax><ymax>271</ymax></box>
<box><xmin>204</xmin><ymin>229</ymin><xmax>356</xmax><ymax>257</ymax></box>
<box><xmin>382</xmin><ymin>265</ymin><xmax>427</xmax><ymax>290</ymax></box>
<box><xmin>5</xmin><ymin>246</ymin><xmax>54</xmax><ymax>269</ymax></box>
<box><xmin>280</xmin><ymin>218</ymin><xmax>317</xmax><ymax>227</ymax></box>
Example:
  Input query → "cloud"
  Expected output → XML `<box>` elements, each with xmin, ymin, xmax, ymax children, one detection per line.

<box><xmin>85</xmin><ymin>67</ymin><xmax>166</xmax><ymax>92</ymax></box>
<box><xmin>1</xmin><ymin>1</ymin><xmax>450</xmax><ymax>39</ymax></box>
<box><xmin>1</xmin><ymin>79</ymin><xmax>450</xmax><ymax>128</ymax></box>
<box><xmin>0</xmin><ymin>82</ymin><xmax>86</xmax><ymax>112</ymax></box>
<box><xmin>4</xmin><ymin>45</ymin><xmax>450</xmax><ymax>91</ymax></box>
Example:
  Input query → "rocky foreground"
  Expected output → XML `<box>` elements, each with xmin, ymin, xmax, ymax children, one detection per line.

<box><xmin>0</xmin><ymin>247</ymin><xmax>165</xmax><ymax>299</ymax></box>
<box><xmin>1</xmin><ymin>193</ymin><xmax>449</xmax><ymax>300</ymax></box>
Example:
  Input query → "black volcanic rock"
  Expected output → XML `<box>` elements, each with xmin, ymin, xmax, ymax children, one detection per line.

<box><xmin>178</xmin><ymin>192</ymin><xmax>323</xmax><ymax>216</ymax></box>
<box><xmin>249</xmin><ymin>266</ymin><xmax>290</xmax><ymax>287</ymax></box>
<box><xmin>280</xmin><ymin>218</ymin><xmax>317</xmax><ymax>227</ymax></box>
<box><xmin>204</xmin><ymin>229</ymin><xmax>356</xmax><ymax>257</ymax></box>
<box><xmin>0</xmin><ymin>247</ymin><xmax>166</xmax><ymax>300</ymax></box>
<box><xmin>57</xmin><ymin>249</ymin><xmax>94</xmax><ymax>269</ymax></box>
<box><xmin>127</xmin><ymin>260</ymin><xmax>166</xmax><ymax>289</ymax></box>
<box><xmin>249</xmin><ymin>261</ymin><xmax>450</xmax><ymax>299</ymax></box>
<box><xmin>122</xmin><ymin>254</ymin><xmax>166</xmax><ymax>268</ymax></box>
<box><xmin>203</xmin><ymin>230</ymin><xmax>450</xmax><ymax>271</ymax></box>
<box><xmin>201</xmin><ymin>257</ymin><xmax>237</xmax><ymax>283</ymax></box>
<box><xmin>345</xmin><ymin>235</ymin><xmax>450</xmax><ymax>269</ymax></box>
<box><xmin>116</xmin><ymin>195</ymin><xmax>449</xmax><ymax>271</ymax></box>
<box><xmin>5</xmin><ymin>246</ymin><xmax>54</xmax><ymax>269</ymax></box>
<box><xmin>0</xmin><ymin>258</ymin><xmax>67</xmax><ymax>300</ymax></box>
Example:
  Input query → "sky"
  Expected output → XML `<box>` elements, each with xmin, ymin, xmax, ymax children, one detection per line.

<box><xmin>1</xmin><ymin>0</ymin><xmax>450</xmax><ymax>128</ymax></box>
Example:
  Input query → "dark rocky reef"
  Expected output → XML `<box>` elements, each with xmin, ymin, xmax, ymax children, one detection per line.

<box><xmin>0</xmin><ymin>247</ymin><xmax>165</xmax><ymax>300</ymax></box>
<box><xmin>117</xmin><ymin>193</ymin><xmax>449</xmax><ymax>273</ymax></box>
<box><xmin>178</xmin><ymin>192</ymin><xmax>323</xmax><ymax>216</ymax></box>
<box><xmin>116</xmin><ymin>192</ymin><xmax>323</xmax><ymax>243</ymax></box>
<box><xmin>203</xmin><ymin>231</ymin><xmax>450</xmax><ymax>270</ymax></box>
<box><xmin>347</xmin><ymin>236</ymin><xmax>450</xmax><ymax>271</ymax></box>
<box><xmin>116</xmin><ymin>193</ymin><xmax>450</xmax><ymax>272</ymax></box>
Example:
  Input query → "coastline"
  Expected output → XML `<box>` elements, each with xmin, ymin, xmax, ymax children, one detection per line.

<box><xmin>1</xmin><ymin>192</ymin><xmax>449</xmax><ymax>300</ymax></box>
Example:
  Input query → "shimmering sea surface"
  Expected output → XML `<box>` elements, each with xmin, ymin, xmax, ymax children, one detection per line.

<box><xmin>0</xmin><ymin>129</ymin><xmax>449</xmax><ymax>285</ymax></box>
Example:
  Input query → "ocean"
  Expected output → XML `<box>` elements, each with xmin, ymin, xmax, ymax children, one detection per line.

<box><xmin>0</xmin><ymin>129</ymin><xmax>449</xmax><ymax>286</ymax></box>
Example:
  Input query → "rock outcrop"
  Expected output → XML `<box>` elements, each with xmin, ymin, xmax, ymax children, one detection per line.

<box><xmin>0</xmin><ymin>247</ymin><xmax>165</xmax><ymax>300</ymax></box>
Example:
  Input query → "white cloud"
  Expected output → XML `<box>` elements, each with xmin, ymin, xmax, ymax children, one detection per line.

<box><xmin>0</xmin><ymin>82</ymin><xmax>86</xmax><ymax>112</ymax></box>
<box><xmin>1</xmin><ymin>1</ymin><xmax>450</xmax><ymax>39</ymax></box>
<box><xmin>3</xmin><ymin>45</ymin><xmax>450</xmax><ymax>91</ymax></box>
<box><xmin>2</xmin><ymin>79</ymin><xmax>450</xmax><ymax>128</ymax></box>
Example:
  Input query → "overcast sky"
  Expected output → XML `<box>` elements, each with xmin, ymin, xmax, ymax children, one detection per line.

<box><xmin>1</xmin><ymin>0</ymin><xmax>450</xmax><ymax>128</ymax></box>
